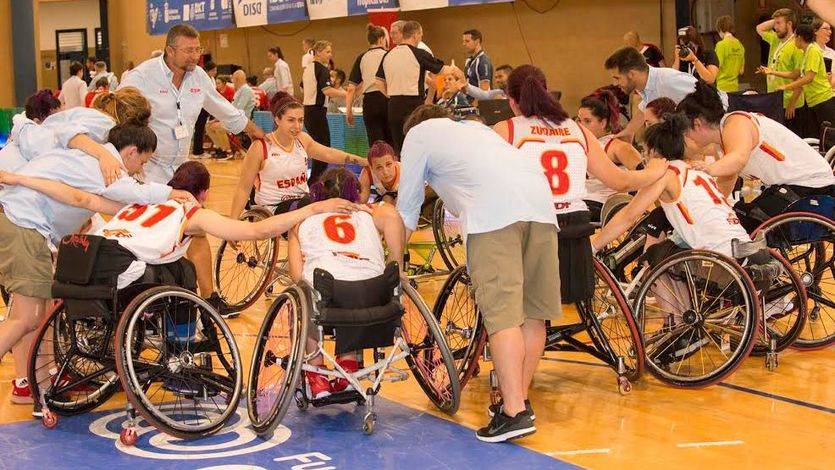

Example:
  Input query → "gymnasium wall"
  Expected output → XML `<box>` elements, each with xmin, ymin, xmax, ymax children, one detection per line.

<box><xmin>0</xmin><ymin>0</ymin><xmax>16</xmax><ymax>107</ymax></box>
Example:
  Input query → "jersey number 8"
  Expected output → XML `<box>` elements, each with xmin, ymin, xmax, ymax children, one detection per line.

<box><xmin>541</xmin><ymin>150</ymin><xmax>570</xmax><ymax>196</ymax></box>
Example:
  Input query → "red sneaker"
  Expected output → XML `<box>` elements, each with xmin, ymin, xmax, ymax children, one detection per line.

<box><xmin>331</xmin><ymin>359</ymin><xmax>360</xmax><ymax>393</ymax></box>
<box><xmin>305</xmin><ymin>371</ymin><xmax>331</xmax><ymax>400</ymax></box>
<box><xmin>11</xmin><ymin>379</ymin><xmax>33</xmax><ymax>405</ymax></box>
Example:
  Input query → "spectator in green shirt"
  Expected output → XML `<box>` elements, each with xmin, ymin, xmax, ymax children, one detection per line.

<box><xmin>714</xmin><ymin>15</ymin><xmax>745</xmax><ymax>92</ymax></box>
<box><xmin>756</xmin><ymin>8</ymin><xmax>808</xmax><ymax>134</ymax></box>
<box><xmin>781</xmin><ymin>22</ymin><xmax>835</xmax><ymax>134</ymax></box>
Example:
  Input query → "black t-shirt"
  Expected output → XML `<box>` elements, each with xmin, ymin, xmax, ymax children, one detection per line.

<box><xmin>678</xmin><ymin>48</ymin><xmax>719</xmax><ymax>76</ymax></box>
<box><xmin>642</xmin><ymin>44</ymin><xmax>665</xmax><ymax>68</ymax></box>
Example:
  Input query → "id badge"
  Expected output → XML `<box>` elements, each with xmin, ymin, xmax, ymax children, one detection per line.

<box><xmin>174</xmin><ymin>125</ymin><xmax>189</xmax><ymax>140</ymax></box>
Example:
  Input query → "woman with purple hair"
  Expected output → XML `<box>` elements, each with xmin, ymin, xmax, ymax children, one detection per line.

<box><xmin>287</xmin><ymin>167</ymin><xmax>405</xmax><ymax>400</ymax></box>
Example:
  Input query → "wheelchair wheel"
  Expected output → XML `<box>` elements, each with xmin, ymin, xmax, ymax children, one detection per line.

<box><xmin>27</xmin><ymin>302</ymin><xmax>120</xmax><ymax>416</ymax></box>
<box><xmin>246</xmin><ymin>285</ymin><xmax>307</xmax><ymax>436</ymax></box>
<box><xmin>752</xmin><ymin>249</ymin><xmax>808</xmax><ymax>355</ymax></box>
<box><xmin>633</xmin><ymin>250</ymin><xmax>760</xmax><ymax>388</ymax></box>
<box><xmin>432</xmin><ymin>199</ymin><xmax>466</xmax><ymax>270</ymax></box>
<box><xmin>431</xmin><ymin>266</ymin><xmax>486</xmax><ymax>389</ymax></box>
<box><xmin>214</xmin><ymin>207</ymin><xmax>279</xmax><ymax>313</ymax></box>
<box><xmin>600</xmin><ymin>193</ymin><xmax>632</xmax><ymax>228</ymax></box>
<box><xmin>114</xmin><ymin>286</ymin><xmax>242</xmax><ymax>439</ymax></box>
<box><xmin>401</xmin><ymin>282</ymin><xmax>461</xmax><ymax>414</ymax></box>
<box><xmin>753</xmin><ymin>212</ymin><xmax>835</xmax><ymax>349</ymax></box>
<box><xmin>577</xmin><ymin>259</ymin><xmax>644</xmax><ymax>381</ymax></box>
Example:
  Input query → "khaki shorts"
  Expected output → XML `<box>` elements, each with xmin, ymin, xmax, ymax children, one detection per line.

<box><xmin>467</xmin><ymin>221</ymin><xmax>561</xmax><ymax>335</ymax></box>
<box><xmin>0</xmin><ymin>213</ymin><xmax>53</xmax><ymax>299</ymax></box>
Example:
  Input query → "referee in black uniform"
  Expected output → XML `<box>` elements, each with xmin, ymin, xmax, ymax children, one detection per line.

<box><xmin>303</xmin><ymin>40</ymin><xmax>347</xmax><ymax>183</ymax></box>
<box><xmin>347</xmin><ymin>24</ymin><xmax>391</xmax><ymax>145</ymax></box>
<box><xmin>376</xmin><ymin>21</ymin><xmax>456</xmax><ymax>152</ymax></box>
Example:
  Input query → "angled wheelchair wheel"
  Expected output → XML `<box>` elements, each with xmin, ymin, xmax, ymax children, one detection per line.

<box><xmin>114</xmin><ymin>286</ymin><xmax>243</xmax><ymax>440</ymax></box>
<box><xmin>246</xmin><ymin>285</ymin><xmax>307</xmax><ymax>436</ymax></box>
<box><xmin>214</xmin><ymin>206</ymin><xmax>279</xmax><ymax>313</ymax></box>
<box><xmin>753</xmin><ymin>249</ymin><xmax>808</xmax><ymax>355</ymax></box>
<box><xmin>600</xmin><ymin>193</ymin><xmax>632</xmax><ymax>228</ymax></box>
<box><xmin>753</xmin><ymin>212</ymin><xmax>835</xmax><ymax>350</ymax></box>
<box><xmin>577</xmin><ymin>259</ymin><xmax>644</xmax><ymax>381</ymax></box>
<box><xmin>432</xmin><ymin>199</ymin><xmax>466</xmax><ymax>270</ymax></box>
<box><xmin>431</xmin><ymin>266</ymin><xmax>485</xmax><ymax>389</ymax></box>
<box><xmin>633</xmin><ymin>250</ymin><xmax>760</xmax><ymax>388</ymax></box>
<box><xmin>401</xmin><ymin>282</ymin><xmax>461</xmax><ymax>414</ymax></box>
<box><xmin>28</xmin><ymin>302</ymin><xmax>120</xmax><ymax>416</ymax></box>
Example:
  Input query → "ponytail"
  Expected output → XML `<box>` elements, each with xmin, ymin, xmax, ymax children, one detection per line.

<box><xmin>676</xmin><ymin>81</ymin><xmax>725</xmax><ymax>127</ymax></box>
<box><xmin>580</xmin><ymin>90</ymin><xmax>622</xmax><ymax>133</ymax></box>
<box><xmin>506</xmin><ymin>64</ymin><xmax>568</xmax><ymax>124</ymax></box>
<box><xmin>644</xmin><ymin>112</ymin><xmax>689</xmax><ymax>160</ymax></box>
<box><xmin>91</xmin><ymin>86</ymin><xmax>151</xmax><ymax>127</ymax></box>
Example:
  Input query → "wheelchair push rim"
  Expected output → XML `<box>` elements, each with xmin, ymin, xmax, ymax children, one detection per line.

<box><xmin>246</xmin><ymin>286</ymin><xmax>308</xmax><ymax>436</ymax></box>
<box><xmin>753</xmin><ymin>212</ymin><xmax>835</xmax><ymax>350</ymax></box>
<box><xmin>401</xmin><ymin>282</ymin><xmax>462</xmax><ymax>414</ymax></box>
<box><xmin>28</xmin><ymin>301</ymin><xmax>120</xmax><ymax>416</ymax></box>
<box><xmin>432</xmin><ymin>199</ymin><xmax>466</xmax><ymax>271</ymax></box>
<box><xmin>214</xmin><ymin>207</ymin><xmax>280</xmax><ymax>313</ymax></box>
<box><xmin>115</xmin><ymin>286</ymin><xmax>243</xmax><ymax>439</ymax></box>
<box><xmin>633</xmin><ymin>250</ymin><xmax>760</xmax><ymax>388</ymax></box>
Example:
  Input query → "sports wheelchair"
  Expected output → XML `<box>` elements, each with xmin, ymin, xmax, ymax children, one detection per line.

<box><xmin>246</xmin><ymin>262</ymin><xmax>460</xmax><ymax>436</ymax></box>
<box><xmin>433</xmin><ymin>258</ymin><xmax>643</xmax><ymax>398</ymax></box>
<box><xmin>601</xmin><ymin>212</ymin><xmax>808</xmax><ymax>387</ymax></box>
<box><xmin>28</xmin><ymin>235</ymin><xmax>242</xmax><ymax>444</ymax></box>
<box><xmin>406</xmin><ymin>199</ymin><xmax>466</xmax><ymax>277</ymax></box>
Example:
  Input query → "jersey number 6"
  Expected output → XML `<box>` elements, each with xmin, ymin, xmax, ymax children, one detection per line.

<box><xmin>323</xmin><ymin>215</ymin><xmax>356</xmax><ymax>244</ymax></box>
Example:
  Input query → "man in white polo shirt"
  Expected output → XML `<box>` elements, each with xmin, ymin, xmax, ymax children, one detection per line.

<box><xmin>396</xmin><ymin>105</ymin><xmax>559</xmax><ymax>443</ymax></box>
<box><xmin>120</xmin><ymin>24</ymin><xmax>265</xmax><ymax>316</ymax></box>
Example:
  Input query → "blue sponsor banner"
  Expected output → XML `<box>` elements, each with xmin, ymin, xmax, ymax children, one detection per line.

<box><xmin>347</xmin><ymin>0</ymin><xmax>399</xmax><ymax>16</ymax></box>
<box><xmin>449</xmin><ymin>0</ymin><xmax>511</xmax><ymax>5</ymax></box>
<box><xmin>147</xmin><ymin>0</ymin><xmax>235</xmax><ymax>35</ymax></box>
<box><xmin>267</xmin><ymin>0</ymin><xmax>309</xmax><ymax>24</ymax></box>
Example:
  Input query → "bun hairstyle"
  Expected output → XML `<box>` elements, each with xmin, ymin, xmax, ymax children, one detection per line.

<box><xmin>367</xmin><ymin>24</ymin><xmax>387</xmax><ymax>45</ymax></box>
<box><xmin>367</xmin><ymin>140</ymin><xmax>397</xmax><ymax>164</ymax></box>
<box><xmin>168</xmin><ymin>161</ymin><xmax>211</xmax><ymax>198</ymax></box>
<box><xmin>24</xmin><ymin>89</ymin><xmax>61</xmax><ymax>122</ymax></box>
<box><xmin>506</xmin><ymin>64</ymin><xmax>569</xmax><ymax>124</ymax></box>
<box><xmin>580</xmin><ymin>90</ymin><xmax>622</xmax><ymax>133</ymax></box>
<box><xmin>675</xmin><ymin>80</ymin><xmax>725</xmax><ymax>127</ymax></box>
<box><xmin>644</xmin><ymin>112</ymin><xmax>689</xmax><ymax>160</ymax></box>
<box><xmin>270</xmin><ymin>91</ymin><xmax>303</xmax><ymax>118</ymax></box>
<box><xmin>91</xmin><ymin>86</ymin><xmax>151</xmax><ymax>127</ymax></box>
<box><xmin>309</xmin><ymin>167</ymin><xmax>360</xmax><ymax>203</ymax></box>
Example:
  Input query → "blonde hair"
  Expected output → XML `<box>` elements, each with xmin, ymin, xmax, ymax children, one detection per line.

<box><xmin>312</xmin><ymin>40</ymin><xmax>332</xmax><ymax>54</ymax></box>
<box><xmin>91</xmin><ymin>86</ymin><xmax>151</xmax><ymax>126</ymax></box>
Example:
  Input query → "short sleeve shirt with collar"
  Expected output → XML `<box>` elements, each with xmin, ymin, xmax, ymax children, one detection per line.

<box><xmin>761</xmin><ymin>30</ymin><xmax>806</xmax><ymax>108</ymax></box>
<box><xmin>802</xmin><ymin>43</ymin><xmax>835</xmax><ymax>108</ymax></box>
<box><xmin>376</xmin><ymin>44</ymin><xmax>444</xmax><ymax>97</ymax></box>
<box><xmin>349</xmin><ymin>47</ymin><xmax>386</xmax><ymax>95</ymax></box>
<box><xmin>303</xmin><ymin>61</ymin><xmax>332</xmax><ymax>107</ymax></box>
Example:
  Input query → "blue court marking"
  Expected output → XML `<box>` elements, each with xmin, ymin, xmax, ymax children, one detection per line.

<box><xmin>717</xmin><ymin>382</ymin><xmax>835</xmax><ymax>414</ymax></box>
<box><xmin>0</xmin><ymin>397</ymin><xmax>574</xmax><ymax>469</ymax></box>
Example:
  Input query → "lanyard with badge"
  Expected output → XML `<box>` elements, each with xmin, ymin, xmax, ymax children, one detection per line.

<box><xmin>769</xmin><ymin>34</ymin><xmax>795</xmax><ymax>84</ymax></box>
<box><xmin>165</xmin><ymin>65</ymin><xmax>190</xmax><ymax>142</ymax></box>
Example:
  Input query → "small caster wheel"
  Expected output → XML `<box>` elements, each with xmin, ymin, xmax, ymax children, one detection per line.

<box><xmin>42</xmin><ymin>410</ymin><xmax>58</xmax><ymax>429</ymax></box>
<box><xmin>617</xmin><ymin>377</ymin><xmax>632</xmax><ymax>395</ymax></box>
<box><xmin>119</xmin><ymin>427</ymin><xmax>138</xmax><ymax>446</ymax></box>
<box><xmin>362</xmin><ymin>412</ymin><xmax>376</xmax><ymax>435</ymax></box>
<box><xmin>294</xmin><ymin>390</ymin><xmax>308</xmax><ymax>411</ymax></box>
<box><xmin>766</xmin><ymin>353</ymin><xmax>778</xmax><ymax>371</ymax></box>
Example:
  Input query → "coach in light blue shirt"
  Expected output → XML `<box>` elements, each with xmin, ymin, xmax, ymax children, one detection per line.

<box><xmin>396</xmin><ymin>105</ymin><xmax>560</xmax><ymax>443</ymax></box>
<box><xmin>120</xmin><ymin>24</ymin><xmax>264</xmax><ymax>184</ymax></box>
<box><xmin>0</xmin><ymin>126</ymin><xmax>175</xmax><ymax>246</ymax></box>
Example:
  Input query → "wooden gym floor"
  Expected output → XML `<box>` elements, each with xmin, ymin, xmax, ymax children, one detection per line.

<box><xmin>0</xmin><ymin>159</ymin><xmax>831</xmax><ymax>469</ymax></box>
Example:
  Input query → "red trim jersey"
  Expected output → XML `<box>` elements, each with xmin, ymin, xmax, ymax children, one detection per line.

<box><xmin>254</xmin><ymin>137</ymin><xmax>310</xmax><ymax>206</ymax></box>
<box><xmin>660</xmin><ymin>160</ymin><xmax>750</xmax><ymax>256</ymax></box>
<box><xmin>361</xmin><ymin>164</ymin><xmax>400</xmax><ymax>202</ymax></box>
<box><xmin>94</xmin><ymin>200</ymin><xmax>199</xmax><ymax>287</ymax></box>
<box><xmin>720</xmin><ymin>111</ymin><xmax>835</xmax><ymax>188</ymax></box>
<box><xmin>505</xmin><ymin>116</ymin><xmax>589</xmax><ymax>214</ymax></box>
<box><xmin>298</xmin><ymin>210</ymin><xmax>385</xmax><ymax>286</ymax></box>
<box><xmin>585</xmin><ymin>134</ymin><xmax>621</xmax><ymax>204</ymax></box>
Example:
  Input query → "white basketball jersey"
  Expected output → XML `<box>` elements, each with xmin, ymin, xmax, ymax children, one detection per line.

<box><xmin>585</xmin><ymin>134</ymin><xmax>621</xmax><ymax>204</ymax></box>
<box><xmin>254</xmin><ymin>137</ymin><xmax>310</xmax><ymax>206</ymax></box>
<box><xmin>506</xmin><ymin>116</ymin><xmax>588</xmax><ymax>214</ymax></box>
<box><xmin>660</xmin><ymin>160</ymin><xmax>750</xmax><ymax>257</ymax></box>
<box><xmin>721</xmin><ymin>112</ymin><xmax>835</xmax><ymax>188</ymax></box>
<box><xmin>297</xmin><ymin>210</ymin><xmax>386</xmax><ymax>286</ymax></box>
<box><xmin>361</xmin><ymin>165</ymin><xmax>400</xmax><ymax>201</ymax></box>
<box><xmin>95</xmin><ymin>201</ymin><xmax>198</xmax><ymax>288</ymax></box>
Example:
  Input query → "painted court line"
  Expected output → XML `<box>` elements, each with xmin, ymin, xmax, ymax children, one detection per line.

<box><xmin>718</xmin><ymin>382</ymin><xmax>835</xmax><ymax>414</ymax></box>
<box><xmin>676</xmin><ymin>440</ymin><xmax>744</xmax><ymax>448</ymax></box>
<box><xmin>547</xmin><ymin>448</ymin><xmax>611</xmax><ymax>456</ymax></box>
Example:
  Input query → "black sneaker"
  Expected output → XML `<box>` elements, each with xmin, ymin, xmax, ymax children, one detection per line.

<box><xmin>32</xmin><ymin>402</ymin><xmax>43</xmax><ymax>419</ymax></box>
<box><xmin>476</xmin><ymin>410</ymin><xmax>536</xmax><ymax>443</ymax></box>
<box><xmin>488</xmin><ymin>399</ymin><xmax>535</xmax><ymax>421</ymax></box>
<box><xmin>206</xmin><ymin>292</ymin><xmax>238</xmax><ymax>319</ymax></box>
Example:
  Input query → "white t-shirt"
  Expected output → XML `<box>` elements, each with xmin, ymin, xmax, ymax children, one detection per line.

<box><xmin>60</xmin><ymin>75</ymin><xmax>88</xmax><ymax>109</ymax></box>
